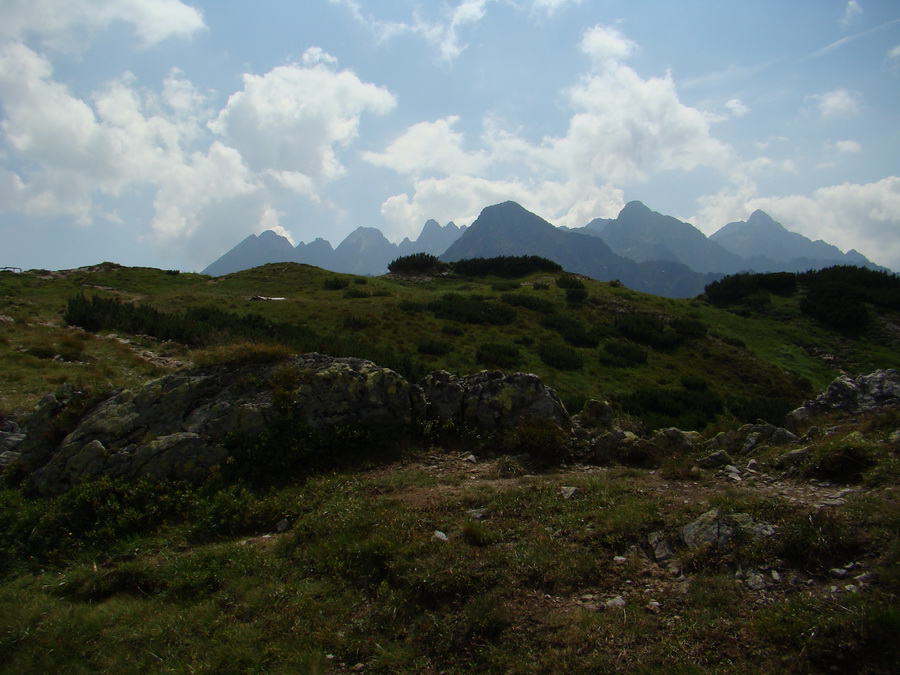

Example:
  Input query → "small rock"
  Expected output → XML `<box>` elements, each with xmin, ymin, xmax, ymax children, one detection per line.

<box><xmin>747</xmin><ymin>459</ymin><xmax>759</xmax><ymax>471</ymax></box>
<box><xmin>770</xmin><ymin>570</ymin><xmax>781</xmax><ymax>583</ymax></box>
<box><xmin>613</xmin><ymin>555</ymin><xmax>628</xmax><ymax>565</ymax></box>
<box><xmin>646</xmin><ymin>531</ymin><xmax>675</xmax><ymax>563</ymax></box>
<box><xmin>582</xmin><ymin>603</ymin><xmax>603</xmax><ymax>613</ymax></box>
<box><xmin>829</xmin><ymin>568</ymin><xmax>849</xmax><ymax>579</ymax></box>
<box><xmin>276</xmin><ymin>518</ymin><xmax>291</xmax><ymax>533</ymax></box>
<box><xmin>695</xmin><ymin>449</ymin><xmax>733</xmax><ymax>470</ymax></box>
<box><xmin>468</xmin><ymin>508</ymin><xmax>488</xmax><ymax>520</ymax></box>
<box><xmin>645</xmin><ymin>601</ymin><xmax>661</xmax><ymax>614</ymax></box>
<box><xmin>462</xmin><ymin>453</ymin><xmax>477</xmax><ymax>464</ymax></box>
<box><xmin>560</xmin><ymin>486</ymin><xmax>580</xmax><ymax>500</ymax></box>
<box><xmin>432</xmin><ymin>530</ymin><xmax>449</xmax><ymax>542</ymax></box>
<box><xmin>845</xmin><ymin>584</ymin><xmax>860</xmax><ymax>593</ymax></box>
<box><xmin>746</xmin><ymin>572</ymin><xmax>768</xmax><ymax>590</ymax></box>
<box><xmin>606</xmin><ymin>596</ymin><xmax>627</xmax><ymax>609</ymax></box>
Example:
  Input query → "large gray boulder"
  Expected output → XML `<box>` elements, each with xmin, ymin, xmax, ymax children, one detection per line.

<box><xmin>788</xmin><ymin>369</ymin><xmax>900</xmax><ymax>428</ymax></box>
<box><xmin>25</xmin><ymin>354</ymin><xmax>425</xmax><ymax>495</ymax></box>
<box><xmin>419</xmin><ymin>370</ymin><xmax>570</xmax><ymax>430</ymax></box>
<box><xmin>20</xmin><ymin>356</ymin><xmax>575</xmax><ymax>494</ymax></box>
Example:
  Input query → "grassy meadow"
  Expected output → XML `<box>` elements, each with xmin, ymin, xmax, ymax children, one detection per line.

<box><xmin>0</xmin><ymin>260</ymin><xmax>898</xmax><ymax>673</ymax></box>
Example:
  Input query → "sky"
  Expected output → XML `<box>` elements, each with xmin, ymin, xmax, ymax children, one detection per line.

<box><xmin>1</xmin><ymin>1</ymin><xmax>899</xmax><ymax>273</ymax></box>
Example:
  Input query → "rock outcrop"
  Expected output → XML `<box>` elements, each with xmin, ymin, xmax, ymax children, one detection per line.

<box><xmin>23</xmin><ymin>354</ymin><xmax>427</xmax><ymax>495</ymax></box>
<box><xmin>419</xmin><ymin>370</ymin><xmax>570</xmax><ymax>430</ymax></box>
<box><xmin>15</xmin><ymin>355</ymin><xmax>573</xmax><ymax>494</ymax></box>
<box><xmin>788</xmin><ymin>369</ymin><xmax>900</xmax><ymax>428</ymax></box>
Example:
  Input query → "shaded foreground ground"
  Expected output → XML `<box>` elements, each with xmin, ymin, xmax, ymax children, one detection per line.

<box><xmin>1</xmin><ymin>415</ymin><xmax>898</xmax><ymax>674</ymax></box>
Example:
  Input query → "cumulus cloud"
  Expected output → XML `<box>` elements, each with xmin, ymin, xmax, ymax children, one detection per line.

<box><xmin>379</xmin><ymin>174</ymin><xmax>624</xmax><ymax>240</ymax></box>
<box><xmin>209</xmin><ymin>49</ymin><xmax>395</xmax><ymax>185</ymax></box>
<box><xmin>0</xmin><ymin>31</ymin><xmax>397</xmax><ymax>268</ymax></box>
<box><xmin>368</xmin><ymin>22</ymin><xmax>734</xmax><ymax>240</ymax></box>
<box><xmin>0</xmin><ymin>0</ymin><xmax>205</xmax><ymax>51</ymax></box>
<box><xmin>363</xmin><ymin>116</ymin><xmax>488</xmax><ymax>176</ymax></box>
<box><xmin>545</xmin><ymin>26</ymin><xmax>732</xmax><ymax>184</ymax></box>
<box><xmin>811</xmin><ymin>89</ymin><xmax>861</xmax><ymax>120</ymax></box>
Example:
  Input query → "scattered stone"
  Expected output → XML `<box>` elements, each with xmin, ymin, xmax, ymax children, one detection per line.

<box><xmin>829</xmin><ymin>568</ymin><xmax>849</xmax><ymax>579</ymax></box>
<box><xmin>645</xmin><ymin>601</ymin><xmax>662</xmax><ymax>614</ymax></box>
<box><xmin>746</xmin><ymin>572</ymin><xmax>769</xmax><ymax>590</ymax></box>
<box><xmin>774</xmin><ymin>447</ymin><xmax>810</xmax><ymax>469</ymax></box>
<box><xmin>695</xmin><ymin>449</ymin><xmax>733</xmax><ymax>470</ymax></box>
<box><xmin>613</xmin><ymin>556</ymin><xmax>628</xmax><ymax>565</ymax></box>
<box><xmin>468</xmin><ymin>508</ymin><xmax>488</xmax><ymax>520</ymax></box>
<box><xmin>462</xmin><ymin>453</ymin><xmax>477</xmax><ymax>463</ymax></box>
<box><xmin>432</xmin><ymin>530</ymin><xmax>448</xmax><ymax>542</ymax></box>
<box><xmin>559</xmin><ymin>486</ymin><xmax>580</xmax><ymax>500</ymax></box>
<box><xmin>747</xmin><ymin>459</ymin><xmax>759</xmax><ymax>471</ymax></box>
<box><xmin>680</xmin><ymin>509</ymin><xmax>775</xmax><ymax>551</ymax></box>
<box><xmin>573</xmin><ymin>399</ymin><xmax>614</xmax><ymax>430</ymax></box>
<box><xmin>646</xmin><ymin>531</ymin><xmax>675</xmax><ymax>563</ymax></box>
<box><xmin>606</xmin><ymin>596</ymin><xmax>627</xmax><ymax>609</ymax></box>
<box><xmin>276</xmin><ymin>518</ymin><xmax>291</xmax><ymax>533</ymax></box>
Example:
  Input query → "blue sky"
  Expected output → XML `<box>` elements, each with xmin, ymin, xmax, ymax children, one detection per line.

<box><xmin>1</xmin><ymin>0</ymin><xmax>899</xmax><ymax>272</ymax></box>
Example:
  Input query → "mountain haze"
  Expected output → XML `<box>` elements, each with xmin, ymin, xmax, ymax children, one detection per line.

<box><xmin>710</xmin><ymin>210</ymin><xmax>880</xmax><ymax>272</ymax></box>
<box><xmin>203</xmin><ymin>200</ymin><xmax>883</xmax><ymax>294</ymax></box>
<box><xmin>440</xmin><ymin>201</ymin><xmax>720</xmax><ymax>298</ymax></box>
<box><xmin>202</xmin><ymin>220</ymin><xmax>466</xmax><ymax>277</ymax></box>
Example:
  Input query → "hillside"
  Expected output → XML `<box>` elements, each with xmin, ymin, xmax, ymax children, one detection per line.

<box><xmin>1</xmin><ymin>261</ymin><xmax>899</xmax><ymax>673</ymax></box>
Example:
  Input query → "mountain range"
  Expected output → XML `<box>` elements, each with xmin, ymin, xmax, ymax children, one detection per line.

<box><xmin>203</xmin><ymin>201</ymin><xmax>883</xmax><ymax>297</ymax></box>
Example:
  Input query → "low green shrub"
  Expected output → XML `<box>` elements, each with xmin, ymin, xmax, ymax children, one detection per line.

<box><xmin>537</xmin><ymin>341</ymin><xmax>583</xmax><ymax>370</ymax></box>
<box><xmin>554</xmin><ymin>276</ymin><xmax>584</xmax><ymax>290</ymax></box>
<box><xmin>475</xmin><ymin>343</ymin><xmax>522</xmax><ymax>370</ymax></box>
<box><xmin>323</xmin><ymin>276</ymin><xmax>350</xmax><ymax>290</ymax></box>
<box><xmin>501</xmin><ymin>292</ymin><xmax>556</xmax><ymax>314</ymax></box>
<box><xmin>418</xmin><ymin>339</ymin><xmax>452</xmax><ymax>356</ymax></box>
<box><xmin>427</xmin><ymin>293</ymin><xmax>516</xmax><ymax>325</ymax></box>
<box><xmin>599</xmin><ymin>339</ymin><xmax>647</xmax><ymax>367</ymax></box>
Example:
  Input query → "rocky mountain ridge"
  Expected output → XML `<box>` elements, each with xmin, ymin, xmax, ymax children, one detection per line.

<box><xmin>203</xmin><ymin>200</ymin><xmax>881</xmax><ymax>297</ymax></box>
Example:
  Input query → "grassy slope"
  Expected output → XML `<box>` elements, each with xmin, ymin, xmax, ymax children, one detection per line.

<box><xmin>2</xmin><ymin>261</ymin><xmax>897</xmax><ymax>421</ymax></box>
<box><xmin>1</xmin><ymin>262</ymin><xmax>899</xmax><ymax>673</ymax></box>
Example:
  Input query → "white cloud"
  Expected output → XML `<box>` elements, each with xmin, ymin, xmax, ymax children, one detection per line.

<box><xmin>530</xmin><ymin>0</ymin><xmax>582</xmax><ymax>14</ymax></box>
<box><xmin>833</xmin><ymin>139</ymin><xmax>862</xmax><ymax>154</ymax></box>
<box><xmin>580</xmin><ymin>24</ymin><xmax>637</xmax><ymax>65</ymax></box>
<box><xmin>0</xmin><ymin>0</ymin><xmax>205</xmax><ymax>51</ymax></box>
<box><xmin>724</xmin><ymin>98</ymin><xmax>750</xmax><ymax>118</ymax></box>
<box><xmin>369</xmin><ymin>23</ymin><xmax>734</xmax><ymax>240</ymax></box>
<box><xmin>0</xmin><ymin>37</ymin><xmax>396</xmax><ymax>268</ymax></box>
<box><xmin>363</xmin><ymin>116</ymin><xmax>488</xmax><ymax>176</ymax></box>
<box><xmin>379</xmin><ymin>174</ymin><xmax>624</xmax><ymax>240</ymax></box>
<box><xmin>840</xmin><ymin>1</ymin><xmax>863</xmax><ymax>30</ymax></box>
<box><xmin>208</xmin><ymin>49</ymin><xmax>396</xmax><ymax>186</ymax></box>
<box><xmin>810</xmin><ymin>89</ymin><xmax>861</xmax><ymax>120</ymax></box>
<box><xmin>695</xmin><ymin>177</ymin><xmax>900</xmax><ymax>271</ymax></box>
<box><xmin>544</xmin><ymin>27</ymin><xmax>732</xmax><ymax>184</ymax></box>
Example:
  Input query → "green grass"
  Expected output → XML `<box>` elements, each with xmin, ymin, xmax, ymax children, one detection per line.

<box><xmin>2</xmin><ymin>431</ymin><xmax>897</xmax><ymax>673</ymax></box>
<box><xmin>7</xmin><ymin>262</ymin><xmax>898</xmax><ymax>423</ymax></box>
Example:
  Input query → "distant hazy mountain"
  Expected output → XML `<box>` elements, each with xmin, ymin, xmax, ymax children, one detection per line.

<box><xmin>202</xmin><ymin>220</ymin><xmax>465</xmax><ymax>277</ymax></box>
<box><xmin>710</xmin><ymin>210</ymin><xmax>881</xmax><ymax>272</ymax></box>
<box><xmin>589</xmin><ymin>201</ymin><xmax>747</xmax><ymax>274</ymax></box>
<box><xmin>441</xmin><ymin>201</ymin><xmax>719</xmax><ymax>298</ymax></box>
<box><xmin>203</xmin><ymin>200</ymin><xmax>883</xmax><ymax>292</ymax></box>
<box><xmin>203</xmin><ymin>230</ymin><xmax>297</xmax><ymax>277</ymax></box>
<box><xmin>397</xmin><ymin>219</ymin><xmax>466</xmax><ymax>257</ymax></box>
<box><xmin>570</xmin><ymin>202</ymin><xmax>882</xmax><ymax>275</ymax></box>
